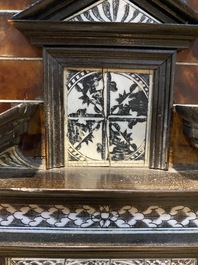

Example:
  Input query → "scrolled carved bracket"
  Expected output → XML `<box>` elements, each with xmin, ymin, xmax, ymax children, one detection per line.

<box><xmin>0</xmin><ymin>103</ymin><xmax>43</xmax><ymax>169</ymax></box>
<box><xmin>175</xmin><ymin>104</ymin><xmax>198</xmax><ymax>149</ymax></box>
<box><xmin>0</xmin><ymin>146</ymin><xmax>42</xmax><ymax>169</ymax></box>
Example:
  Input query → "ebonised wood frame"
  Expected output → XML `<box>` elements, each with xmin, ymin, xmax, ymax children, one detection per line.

<box><xmin>44</xmin><ymin>47</ymin><xmax>176</xmax><ymax>170</ymax></box>
<box><xmin>11</xmin><ymin>22</ymin><xmax>198</xmax><ymax>49</ymax></box>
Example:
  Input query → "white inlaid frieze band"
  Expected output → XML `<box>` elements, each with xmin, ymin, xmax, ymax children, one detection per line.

<box><xmin>8</xmin><ymin>259</ymin><xmax>197</xmax><ymax>265</ymax></box>
<box><xmin>10</xmin><ymin>259</ymin><xmax>65</xmax><ymax>265</ymax></box>
<box><xmin>1</xmin><ymin>204</ymin><xmax>198</xmax><ymax>229</ymax></box>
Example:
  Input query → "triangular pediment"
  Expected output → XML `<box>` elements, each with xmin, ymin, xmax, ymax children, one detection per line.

<box><xmin>64</xmin><ymin>0</ymin><xmax>161</xmax><ymax>24</ymax></box>
<box><xmin>10</xmin><ymin>0</ymin><xmax>198</xmax><ymax>49</ymax></box>
<box><xmin>12</xmin><ymin>0</ymin><xmax>198</xmax><ymax>24</ymax></box>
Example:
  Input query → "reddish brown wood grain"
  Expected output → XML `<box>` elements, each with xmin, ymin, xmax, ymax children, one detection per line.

<box><xmin>0</xmin><ymin>0</ymin><xmax>36</xmax><ymax>10</ymax></box>
<box><xmin>19</xmin><ymin>104</ymin><xmax>45</xmax><ymax>157</ymax></box>
<box><xmin>0</xmin><ymin>60</ymin><xmax>43</xmax><ymax>100</ymax></box>
<box><xmin>174</xmin><ymin>65</ymin><xmax>198</xmax><ymax>104</ymax></box>
<box><xmin>187</xmin><ymin>0</ymin><xmax>198</xmax><ymax>11</ymax></box>
<box><xmin>0</xmin><ymin>103</ymin><xmax>11</xmax><ymax>113</ymax></box>
<box><xmin>177</xmin><ymin>39</ymin><xmax>198</xmax><ymax>63</ymax></box>
<box><xmin>0</xmin><ymin>13</ymin><xmax>42</xmax><ymax>57</ymax></box>
<box><xmin>169</xmin><ymin>109</ymin><xmax>198</xmax><ymax>166</ymax></box>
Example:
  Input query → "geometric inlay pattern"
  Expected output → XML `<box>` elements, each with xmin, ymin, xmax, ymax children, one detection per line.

<box><xmin>8</xmin><ymin>259</ymin><xmax>197</xmax><ymax>265</ymax></box>
<box><xmin>64</xmin><ymin>0</ymin><xmax>161</xmax><ymax>24</ymax></box>
<box><xmin>10</xmin><ymin>260</ymin><xmax>65</xmax><ymax>265</ymax></box>
<box><xmin>65</xmin><ymin>69</ymin><xmax>152</xmax><ymax>166</ymax></box>
<box><xmin>1</xmin><ymin>204</ymin><xmax>198</xmax><ymax>229</ymax></box>
<box><xmin>113</xmin><ymin>260</ymin><xmax>197</xmax><ymax>265</ymax></box>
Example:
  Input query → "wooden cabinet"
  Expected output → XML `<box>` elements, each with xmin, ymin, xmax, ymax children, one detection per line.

<box><xmin>0</xmin><ymin>0</ymin><xmax>198</xmax><ymax>261</ymax></box>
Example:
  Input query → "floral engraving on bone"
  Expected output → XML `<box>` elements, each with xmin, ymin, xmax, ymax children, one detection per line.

<box><xmin>66</xmin><ymin>70</ymin><xmax>150</xmax><ymax>164</ymax></box>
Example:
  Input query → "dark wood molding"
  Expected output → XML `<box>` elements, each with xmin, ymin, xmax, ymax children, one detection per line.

<box><xmin>0</xmin><ymin>258</ymin><xmax>5</xmax><ymax>265</ymax></box>
<box><xmin>0</xmin><ymin>232</ymin><xmax>198</xmax><ymax>255</ymax></box>
<box><xmin>1</xmin><ymin>247</ymin><xmax>198</xmax><ymax>258</ymax></box>
<box><xmin>44</xmin><ymin>51</ymin><xmax>64</xmax><ymax>169</ymax></box>
<box><xmin>1</xmin><ymin>167</ymin><xmax>198</xmax><ymax>193</ymax></box>
<box><xmin>10</xmin><ymin>21</ymin><xmax>198</xmax><ymax>49</ymax></box>
<box><xmin>150</xmin><ymin>54</ymin><xmax>176</xmax><ymax>169</ymax></box>
<box><xmin>132</xmin><ymin>0</ymin><xmax>198</xmax><ymax>24</ymax></box>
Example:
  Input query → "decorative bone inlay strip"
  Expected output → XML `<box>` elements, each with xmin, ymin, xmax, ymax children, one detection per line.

<box><xmin>1</xmin><ymin>204</ymin><xmax>198</xmax><ymax>229</ymax></box>
<box><xmin>10</xmin><ymin>259</ymin><xmax>65</xmax><ymax>265</ymax></box>
<box><xmin>8</xmin><ymin>259</ymin><xmax>197</xmax><ymax>265</ymax></box>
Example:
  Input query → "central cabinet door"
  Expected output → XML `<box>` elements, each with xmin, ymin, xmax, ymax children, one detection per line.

<box><xmin>64</xmin><ymin>69</ymin><xmax>153</xmax><ymax>167</ymax></box>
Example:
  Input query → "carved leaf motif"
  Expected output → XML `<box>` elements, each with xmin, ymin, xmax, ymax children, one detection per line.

<box><xmin>102</xmin><ymin>1</ymin><xmax>112</xmax><ymax>21</ymax></box>
<box><xmin>117</xmin><ymin>129</ymin><xmax>133</xmax><ymax>145</ymax></box>
<box><xmin>92</xmin><ymin>6</ymin><xmax>104</xmax><ymax>22</ymax></box>
<box><xmin>129</xmin><ymin>9</ymin><xmax>139</xmax><ymax>22</ymax></box>
<box><xmin>139</xmin><ymin>14</ymin><xmax>146</xmax><ymax>23</ymax></box>
<box><xmin>113</xmin><ymin>0</ymin><xmax>119</xmax><ymax>21</ymax></box>
<box><xmin>121</xmin><ymin>4</ymin><xmax>130</xmax><ymax>22</ymax></box>
<box><xmin>83</xmin><ymin>11</ymin><xmax>94</xmax><ymax>21</ymax></box>
<box><xmin>76</xmin><ymin>15</ymin><xmax>83</xmax><ymax>22</ymax></box>
<box><xmin>79</xmin><ymin>94</ymin><xmax>91</xmax><ymax>106</ymax></box>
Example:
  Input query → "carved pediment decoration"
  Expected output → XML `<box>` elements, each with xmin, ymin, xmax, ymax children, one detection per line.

<box><xmin>10</xmin><ymin>0</ymin><xmax>198</xmax><ymax>48</ymax></box>
<box><xmin>11</xmin><ymin>0</ymin><xmax>198</xmax><ymax>23</ymax></box>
